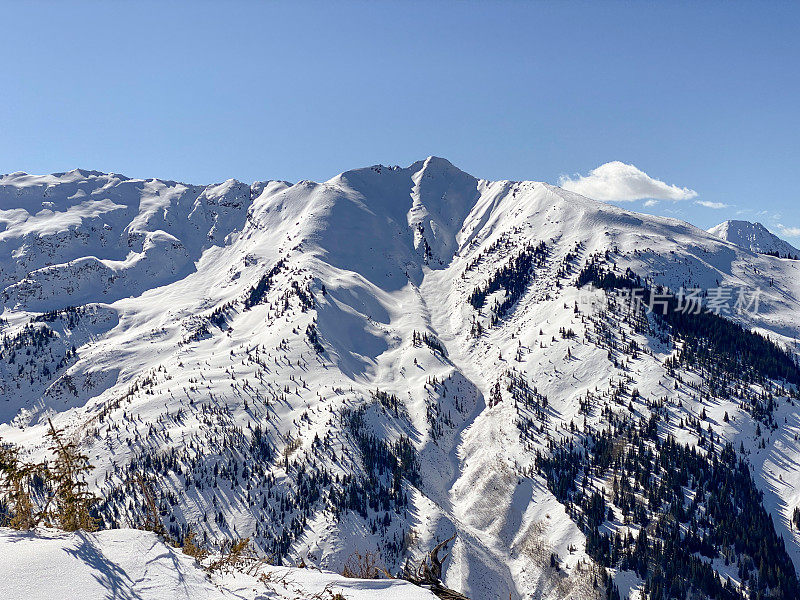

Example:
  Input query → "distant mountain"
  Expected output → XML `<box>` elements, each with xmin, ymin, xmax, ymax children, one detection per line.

<box><xmin>1</xmin><ymin>159</ymin><xmax>800</xmax><ymax>599</ymax></box>
<box><xmin>708</xmin><ymin>219</ymin><xmax>800</xmax><ymax>259</ymax></box>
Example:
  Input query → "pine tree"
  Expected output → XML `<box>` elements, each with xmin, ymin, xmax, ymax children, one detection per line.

<box><xmin>0</xmin><ymin>444</ymin><xmax>44</xmax><ymax>529</ymax></box>
<box><xmin>44</xmin><ymin>419</ymin><xmax>98</xmax><ymax>531</ymax></box>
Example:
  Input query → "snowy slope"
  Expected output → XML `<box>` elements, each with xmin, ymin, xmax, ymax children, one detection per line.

<box><xmin>708</xmin><ymin>219</ymin><xmax>800</xmax><ymax>258</ymax></box>
<box><xmin>1</xmin><ymin>158</ymin><xmax>800</xmax><ymax>599</ymax></box>
<box><xmin>0</xmin><ymin>527</ymin><xmax>437</xmax><ymax>600</ymax></box>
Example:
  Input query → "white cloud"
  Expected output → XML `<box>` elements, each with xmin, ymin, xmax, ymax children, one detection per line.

<box><xmin>643</xmin><ymin>199</ymin><xmax>659</xmax><ymax>207</ymax></box>
<box><xmin>777</xmin><ymin>224</ymin><xmax>800</xmax><ymax>238</ymax></box>
<box><xmin>695</xmin><ymin>200</ymin><xmax>729</xmax><ymax>209</ymax></box>
<box><xmin>559</xmin><ymin>161</ymin><xmax>697</xmax><ymax>202</ymax></box>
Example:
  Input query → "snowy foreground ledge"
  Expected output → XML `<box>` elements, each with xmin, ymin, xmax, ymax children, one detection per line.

<box><xmin>0</xmin><ymin>527</ymin><xmax>437</xmax><ymax>600</ymax></box>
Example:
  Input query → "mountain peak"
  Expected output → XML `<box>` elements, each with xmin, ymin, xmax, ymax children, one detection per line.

<box><xmin>708</xmin><ymin>219</ymin><xmax>799</xmax><ymax>258</ymax></box>
<box><xmin>412</xmin><ymin>155</ymin><xmax>458</xmax><ymax>172</ymax></box>
<box><xmin>333</xmin><ymin>156</ymin><xmax>470</xmax><ymax>183</ymax></box>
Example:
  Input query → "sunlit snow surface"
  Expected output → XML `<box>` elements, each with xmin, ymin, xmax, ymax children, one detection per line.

<box><xmin>0</xmin><ymin>527</ymin><xmax>437</xmax><ymax>600</ymax></box>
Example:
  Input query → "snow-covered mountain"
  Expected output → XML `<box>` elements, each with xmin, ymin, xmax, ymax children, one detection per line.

<box><xmin>2</xmin><ymin>158</ymin><xmax>800</xmax><ymax>599</ymax></box>
<box><xmin>708</xmin><ymin>220</ymin><xmax>800</xmax><ymax>259</ymax></box>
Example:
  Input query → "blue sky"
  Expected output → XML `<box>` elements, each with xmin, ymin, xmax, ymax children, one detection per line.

<box><xmin>1</xmin><ymin>1</ymin><xmax>798</xmax><ymax>237</ymax></box>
